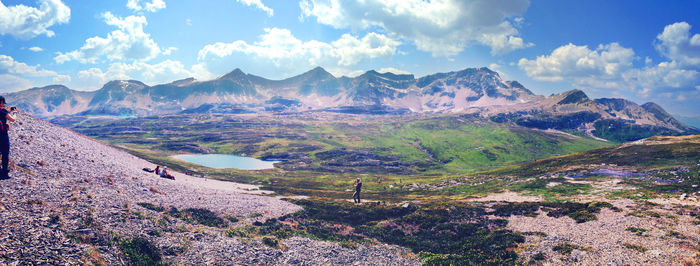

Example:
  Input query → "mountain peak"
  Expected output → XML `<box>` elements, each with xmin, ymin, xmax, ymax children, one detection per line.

<box><xmin>28</xmin><ymin>84</ymin><xmax>70</xmax><ymax>92</ymax></box>
<box><xmin>642</xmin><ymin>102</ymin><xmax>672</xmax><ymax>121</ymax></box>
<box><xmin>220</xmin><ymin>68</ymin><xmax>246</xmax><ymax>80</ymax></box>
<box><xmin>103</xmin><ymin>80</ymin><xmax>148</xmax><ymax>89</ymax></box>
<box><xmin>557</xmin><ymin>89</ymin><xmax>589</xmax><ymax>105</ymax></box>
<box><xmin>310</xmin><ymin>66</ymin><xmax>328</xmax><ymax>73</ymax></box>
<box><xmin>302</xmin><ymin>66</ymin><xmax>334</xmax><ymax>78</ymax></box>
<box><xmin>478</xmin><ymin>67</ymin><xmax>497</xmax><ymax>75</ymax></box>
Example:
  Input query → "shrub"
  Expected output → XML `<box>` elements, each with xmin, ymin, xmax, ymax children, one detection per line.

<box><xmin>83</xmin><ymin>248</ymin><xmax>107</xmax><ymax>266</ymax></box>
<box><xmin>553</xmin><ymin>243</ymin><xmax>588</xmax><ymax>255</ymax></box>
<box><xmin>224</xmin><ymin>215</ymin><xmax>239</xmax><ymax>223</ymax></box>
<box><xmin>532</xmin><ymin>252</ymin><xmax>546</xmax><ymax>261</ymax></box>
<box><xmin>261</xmin><ymin>236</ymin><xmax>280</xmax><ymax>248</ymax></box>
<box><xmin>119</xmin><ymin>237</ymin><xmax>162</xmax><ymax>265</ymax></box>
<box><xmin>491</xmin><ymin>202</ymin><xmax>540</xmax><ymax>217</ymax></box>
<box><xmin>137</xmin><ymin>202</ymin><xmax>164</xmax><ymax>212</ymax></box>
<box><xmin>226</xmin><ymin>226</ymin><xmax>257</xmax><ymax>238</ymax></box>
<box><xmin>625</xmin><ymin>227</ymin><xmax>647</xmax><ymax>236</ymax></box>
<box><xmin>172</xmin><ymin>208</ymin><xmax>227</xmax><ymax>228</ymax></box>
<box><xmin>248</xmin><ymin>212</ymin><xmax>263</xmax><ymax>218</ymax></box>
<box><xmin>666</xmin><ymin>230</ymin><xmax>686</xmax><ymax>239</ymax></box>
<box><xmin>27</xmin><ymin>199</ymin><xmax>44</xmax><ymax>206</ymax></box>
<box><xmin>622</xmin><ymin>242</ymin><xmax>647</xmax><ymax>252</ymax></box>
<box><xmin>568</xmin><ymin>210</ymin><xmax>597</xmax><ymax>223</ymax></box>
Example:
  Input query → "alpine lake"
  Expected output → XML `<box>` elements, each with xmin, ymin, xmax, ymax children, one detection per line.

<box><xmin>172</xmin><ymin>154</ymin><xmax>279</xmax><ymax>170</ymax></box>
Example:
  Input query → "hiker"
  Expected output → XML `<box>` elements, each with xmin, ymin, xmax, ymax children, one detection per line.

<box><xmin>155</xmin><ymin>165</ymin><xmax>160</xmax><ymax>175</ymax></box>
<box><xmin>0</xmin><ymin>96</ymin><xmax>18</xmax><ymax>180</ymax></box>
<box><xmin>352</xmin><ymin>177</ymin><xmax>362</xmax><ymax>203</ymax></box>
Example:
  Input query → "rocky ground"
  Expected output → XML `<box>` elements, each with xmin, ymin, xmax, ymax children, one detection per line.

<box><xmin>0</xmin><ymin>114</ymin><xmax>419</xmax><ymax>265</ymax></box>
<box><xmin>503</xmin><ymin>199</ymin><xmax>699</xmax><ymax>265</ymax></box>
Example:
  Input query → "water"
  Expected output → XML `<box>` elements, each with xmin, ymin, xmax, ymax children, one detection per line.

<box><xmin>86</xmin><ymin>115</ymin><xmax>137</xmax><ymax>119</ymax></box>
<box><xmin>172</xmin><ymin>154</ymin><xmax>279</xmax><ymax>170</ymax></box>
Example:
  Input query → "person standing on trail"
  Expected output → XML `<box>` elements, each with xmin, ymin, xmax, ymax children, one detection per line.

<box><xmin>352</xmin><ymin>177</ymin><xmax>362</xmax><ymax>203</ymax></box>
<box><xmin>0</xmin><ymin>96</ymin><xmax>18</xmax><ymax>180</ymax></box>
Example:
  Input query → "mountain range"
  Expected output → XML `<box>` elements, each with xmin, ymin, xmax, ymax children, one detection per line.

<box><xmin>6</xmin><ymin>66</ymin><xmax>697</xmax><ymax>141</ymax></box>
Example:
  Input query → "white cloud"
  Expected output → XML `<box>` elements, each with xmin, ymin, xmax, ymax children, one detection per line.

<box><xmin>519</xmin><ymin>22</ymin><xmax>700</xmax><ymax>100</ymax></box>
<box><xmin>55</xmin><ymin>12</ymin><xmax>164</xmax><ymax>64</ymax></box>
<box><xmin>162</xmin><ymin>47</ymin><xmax>177</xmax><ymax>55</ymax></box>
<box><xmin>191</xmin><ymin>63</ymin><xmax>214</xmax><ymax>80</ymax></box>
<box><xmin>0</xmin><ymin>74</ymin><xmax>33</xmax><ymax>92</ymax></box>
<box><xmin>299</xmin><ymin>0</ymin><xmax>531</xmax><ymax>56</ymax></box>
<box><xmin>654</xmin><ymin>22</ymin><xmax>700</xmax><ymax>67</ymax></box>
<box><xmin>197</xmin><ymin>27</ymin><xmax>400</xmax><ymax>67</ymax></box>
<box><xmin>75</xmin><ymin>60</ymin><xmax>201</xmax><ymax>90</ymax></box>
<box><xmin>0</xmin><ymin>54</ymin><xmax>69</xmax><ymax>91</ymax></box>
<box><xmin>0</xmin><ymin>54</ymin><xmax>59</xmax><ymax>77</ymax></box>
<box><xmin>518</xmin><ymin>43</ymin><xmax>635</xmax><ymax>83</ymax></box>
<box><xmin>622</xmin><ymin>61</ymin><xmax>699</xmax><ymax>91</ymax></box>
<box><xmin>28</xmin><ymin>47</ymin><xmax>44</xmax><ymax>52</ymax></box>
<box><xmin>127</xmin><ymin>0</ymin><xmax>166</xmax><ymax>13</ymax></box>
<box><xmin>332</xmin><ymin>33</ymin><xmax>401</xmax><ymax>65</ymax></box>
<box><xmin>236</xmin><ymin>0</ymin><xmax>274</xmax><ymax>17</ymax></box>
<box><xmin>0</xmin><ymin>0</ymin><xmax>70</xmax><ymax>40</ymax></box>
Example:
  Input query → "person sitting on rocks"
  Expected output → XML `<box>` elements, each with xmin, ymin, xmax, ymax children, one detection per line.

<box><xmin>160</xmin><ymin>166</ymin><xmax>175</xmax><ymax>180</ymax></box>
<box><xmin>155</xmin><ymin>165</ymin><xmax>160</xmax><ymax>175</ymax></box>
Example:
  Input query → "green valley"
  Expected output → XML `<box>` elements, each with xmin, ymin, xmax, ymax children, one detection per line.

<box><xmin>53</xmin><ymin>112</ymin><xmax>611</xmax><ymax>199</ymax></box>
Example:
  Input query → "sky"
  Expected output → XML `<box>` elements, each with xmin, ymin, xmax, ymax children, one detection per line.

<box><xmin>1</xmin><ymin>0</ymin><xmax>700</xmax><ymax>116</ymax></box>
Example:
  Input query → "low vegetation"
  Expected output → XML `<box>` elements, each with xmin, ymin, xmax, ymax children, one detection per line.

<box><xmin>491</xmin><ymin>201</ymin><xmax>617</xmax><ymax>223</ymax></box>
<box><xmin>119</xmin><ymin>236</ymin><xmax>163</xmax><ymax>265</ymax></box>
<box><xmin>552</xmin><ymin>243</ymin><xmax>589</xmax><ymax>255</ymax></box>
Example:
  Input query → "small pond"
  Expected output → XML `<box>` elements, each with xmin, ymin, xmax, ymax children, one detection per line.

<box><xmin>172</xmin><ymin>154</ymin><xmax>279</xmax><ymax>170</ymax></box>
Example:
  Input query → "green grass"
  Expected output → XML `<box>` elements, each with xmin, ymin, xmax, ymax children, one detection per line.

<box><xmin>119</xmin><ymin>237</ymin><xmax>163</xmax><ymax>265</ymax></box>
<box><xmin>553</xmin><ymin>243</ymin><xmax>589</xmax><ymax>255</ymax></box>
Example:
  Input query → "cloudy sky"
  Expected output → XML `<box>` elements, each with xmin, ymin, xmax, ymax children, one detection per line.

<box><xmin>1</xmin><ymin>0</ymin><xmax>700</xmax><ymax>116</ymax></box>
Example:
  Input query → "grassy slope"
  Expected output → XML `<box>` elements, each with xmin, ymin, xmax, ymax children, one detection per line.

<box><xmin>485</xmin><ymin>134</ymin><xmax>700</xmax><ymax>178</ymax></box>
<box><xmin>438</xmin><ymin>134</ymin><xmax>700</xmax><ymax>200</ymax></box>
<box><xmin>57</xmin><ymin>114</ymin><xmax>612</xmax><ymax>198</ymax></box>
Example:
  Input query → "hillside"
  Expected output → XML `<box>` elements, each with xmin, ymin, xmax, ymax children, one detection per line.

<box><xmin>0</xmin><ymin>114</ymin><xmax>418</xmax><ymax>265</ymax></box>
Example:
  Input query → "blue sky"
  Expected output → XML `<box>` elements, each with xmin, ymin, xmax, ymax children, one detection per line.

<box><xmin>1</xmin><ymin>0</ymin><xmax>700</xmax><ymax>116</ymax></box>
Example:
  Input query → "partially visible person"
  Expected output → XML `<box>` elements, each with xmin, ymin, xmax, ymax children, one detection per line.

<box><xmin>160</xmin><ymin>166</ymin><xmax>175</xmax><ymax>180</ymax></box>
<box><xmin>0</xmin><ymin>96</ymin><xmax>18</xmax><ymax>180</ymax></box>
<box><xmin>155</xmin><ymin>165</ymin><xmax>160</xmax><ymax>175</ymax></box>
<box><xmin>352</xmin><ymin>177</ymin><xmax>362</xmax><ymax>203</ymax></box>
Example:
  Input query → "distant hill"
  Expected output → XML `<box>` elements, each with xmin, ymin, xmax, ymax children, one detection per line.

<box><xmin>7</xmin><ymin>66</ymin><xmax>698</xmax><ymax>141</ymax></box>
<box><xmin>488</xmin><ymin>134</ymin><xmax>700</xmax><ymax>178</ymax></box>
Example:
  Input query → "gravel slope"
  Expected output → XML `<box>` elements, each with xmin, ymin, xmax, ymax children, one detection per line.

<box><xmin>0</xmin><ymin>114</ymin><xmax>419</xmax><ymax>265</ymax></box>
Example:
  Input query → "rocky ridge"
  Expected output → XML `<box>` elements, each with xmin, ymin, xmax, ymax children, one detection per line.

<box><xmin>0</xmin><ymin>114</ymin><xmax>419</xmax><ymax>265</ymax></box>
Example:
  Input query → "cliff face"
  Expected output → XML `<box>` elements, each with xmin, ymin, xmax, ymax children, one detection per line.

<box><xmin>0</xmin><ymin>114</ymin><xmax>415</xmax><ymax>265</ymax></box>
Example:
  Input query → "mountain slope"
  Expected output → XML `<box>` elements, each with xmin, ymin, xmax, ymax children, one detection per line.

<box><xmin>487</xmin><ymin>134</ymin><xmax>700</xmax><ymax>178</ymax></box>
<box><xmin>1</xmin><ymin>114</ymin><xmax>417</xmax><ymax>264</ymax></box>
